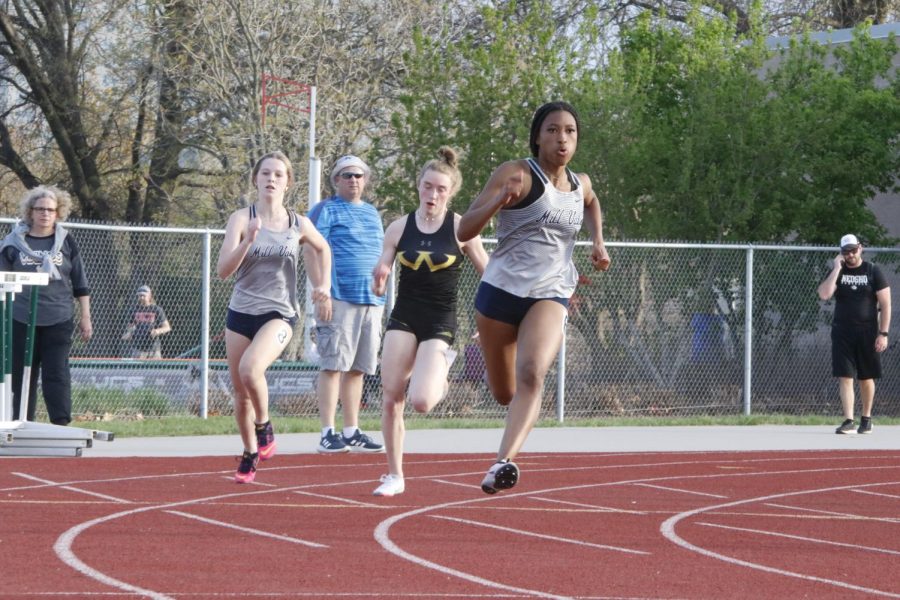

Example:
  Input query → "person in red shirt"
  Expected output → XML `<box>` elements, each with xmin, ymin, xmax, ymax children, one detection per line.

<box><xmin>122</xmin><ymin>285</ymin><xmax>171</xmax><ymax>359</ymax></box>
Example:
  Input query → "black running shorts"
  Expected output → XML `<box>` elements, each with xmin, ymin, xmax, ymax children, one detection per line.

<box><xmin>831</xmin><ymin>325</ymin><xmax>881</xmax><ymax>379</ymax></box>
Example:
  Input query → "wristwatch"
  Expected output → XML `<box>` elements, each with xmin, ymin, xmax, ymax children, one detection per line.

<box><xmin>879</xmin><ymin>331</ymin><xmax>889</xmax><ymax>337</ymax></box>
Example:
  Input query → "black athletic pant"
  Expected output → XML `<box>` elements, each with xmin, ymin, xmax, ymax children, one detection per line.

<box><xmin>11</xmin><ymin>318</ymin><xmax>75</xmax><ymax>425</ymax></box>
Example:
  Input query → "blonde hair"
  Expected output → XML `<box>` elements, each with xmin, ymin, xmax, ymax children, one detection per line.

<box><xmin>18</xmin><ymin>185</ymin><xmax>72</xmax><ymax>226</ymax></box>
<box><xmin>251</xmin><ymin>151</ymin><xmax>294</xmax><ymax>188</ymax></box>
<box><xmin>416</xmin><ymin>147</ymin><xmax>462</xmax><ymax>198</ymax></box>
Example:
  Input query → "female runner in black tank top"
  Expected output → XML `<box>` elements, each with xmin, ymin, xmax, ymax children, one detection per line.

<box><xmin>369</xmin><ymin>147</ymin><xmax>489</xmax><ymax>497</ymax></box>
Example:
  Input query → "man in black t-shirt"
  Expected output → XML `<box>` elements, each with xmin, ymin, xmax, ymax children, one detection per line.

<box><xmin>122</xmin><ymin>285</ymin><xmax>171</xmax><ymax>359</ymax></box>
<box><xmin>817</xmin><ymin>234</ymin><xmax>891</xmax><ymax>435</ymax></box>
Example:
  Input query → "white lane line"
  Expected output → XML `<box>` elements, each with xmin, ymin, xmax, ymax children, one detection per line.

<box><xmin>6</xmin><ymin>469</ymin><xmax>247</xmax><ymax>492</ymax></box>
<box><xmin>221</xmin><ymin>475</ymin><xmax>278</xmax><ymax>487</ymax></box>
<box><xmin>698</xmin><ymin>522</ymin><xmax>900</xmax><ymax>556</ymax></box>
<box><xmin>852</xmin><ymin>488</ymin><xmax>900</xmax><ymax>500</ymax></box>
<box><xmin>764</xmin><ymin>502</ymin><xmax>900</xmax><ymax>523</ymax></box>
<box><xmin>529</xmin><ymin>496</ymin><xmax>647</xmax><ymax>515</ymax></box>
<box><xmin>431</xmin><ymin>478</ymin><xmax>480</xmax><ymax>490</ymax></box>
<box><xmin>15</xmin><ymin>473</ymin><xmax>174</xmax><ymax>597</ymax></box>
<box><xmin>34</xmin><ymin>453</ymin><xmax>900</xmax><ymax>599</ymax></box>
<box><xmin>661</xmin><ymin>480</ymin><xmax>900</xmax><ymax>599</ymax></box>
<box><xmin>375</xmin><ymin>506</ymin><xmax>576</xmax><ymax>600</ymax></box>
<box><xmin>54</xmin><ymin>512</ymin><xmax>175</xmax><ymax>599</ymax></box>
<box><xmin>13</xmin><ymin>473</ymin><xmax>133</xmax><ymax>504</ymax></box>
<box><xmin>293</xmin><ymin>490</ymin><xmax>384</xmax><ymax>508</ymax></box>
<box><xmin>53</xmin><ymin>484</ymin><xmax>354</xmax><ymax>599</ymax></box>
<box><xmin>378</xmin><ymin>461</ymin><xmax>900</xmax><ymax>600</ymax></box>
<box><xmin>431</xmin><ymin>515</ymin><xmax>649</xmax><ymax>556</ymax></box>
<box><xmin>2</xmin><ymin>462</ymin><xmax>346</xmax><ymax>493</ymax></box>
<box><xmin>633</xmin><ymin>483</ymin><xmax>728</xmax><ymax>499</ymax></box>
<box><xmin>6</xmin><ymin>453</ymin><xmax>887</xmax><ymax>493</ymax></box>
<box><xmin>166</xmin><ymin>510</ymin><xmax>328</xmax><ymax>548</ymax></box>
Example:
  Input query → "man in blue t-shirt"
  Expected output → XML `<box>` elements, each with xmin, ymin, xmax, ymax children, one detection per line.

<box><xmin>309</xmin><ymin>155</ymin><xmax>385</xmax><ymax>454</ymax></box>
<box><xmin>817</xmin><ymin>234</ymin><xmax>891</xmax><ymax>435</ymax></box>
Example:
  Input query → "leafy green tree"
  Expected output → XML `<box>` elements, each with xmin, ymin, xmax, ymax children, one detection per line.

<box><xmin>588</xmin><ymin>10</ymin><xmax>899</xmax><ymax>246</ymax></box>
<box><xmin>573</xmin><ymin>9</ymin><xmax>899</xmax><ymax>408</ymax></box>
<box><xmin>377</xmin><ymin>1</ymin><xmax>601</xmax><ymax>219</ymax></box>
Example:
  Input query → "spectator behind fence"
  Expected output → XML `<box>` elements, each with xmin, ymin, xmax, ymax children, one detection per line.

<box><xmin>0</xmin><ymin>185</ymin><xmax>93</xmax><ymax>426</ymax></box>
<box><xmin>217</xmin><ymin>151</ymin><xmax>333</xmax><ymax>484</ymax></box>
<box><xmin>369</xmin><ymin>147</ymin><xmax>489</xmax><ymax>497</ymax></box>
<box><xmin>817</xmin><ymin>233</ymin><xmax>891</xmax><ymax>435</ymax></box>
<box><xmin>458</xmin><ymin>101</ymin><xmax>610</xmax><ymax>494</ymax></box>
<box><xmin>308</xmin><ymin>155</ymin><xmax>386</xmax><ymax>454</ymax></box>
<box><xmin>122</xmin><ymin>285</ymin><xmax>171</xmax><ymax>359</ymax></box>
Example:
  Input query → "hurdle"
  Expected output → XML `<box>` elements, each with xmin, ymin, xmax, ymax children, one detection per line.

<box><xmin>0</xmin><ymin>271</ymin><xmax>113</xmax><ymax>457</ymax></box>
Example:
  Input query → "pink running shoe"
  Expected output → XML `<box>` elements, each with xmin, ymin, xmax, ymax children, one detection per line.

<box><xmin>234</xmin><ymin>451</ymin><xmax>259</xmax><ymax>483</ymax></box>
<box><xmin>256</xmin><ymin>421</ymin><xmax>276</xmax><ymax>460</ymax></box>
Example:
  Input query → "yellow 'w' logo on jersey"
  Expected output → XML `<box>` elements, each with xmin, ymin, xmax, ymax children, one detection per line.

<box><xmin>398</xmin><ymin>251</ymin><xmax>456</xmax><ymax>272</ymax></box>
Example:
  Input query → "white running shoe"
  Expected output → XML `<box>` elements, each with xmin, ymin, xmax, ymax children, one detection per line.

<box><xmin>373</xmin><ymin>474</ymin><xmax>405</xmax><ymax>497</ymax></box>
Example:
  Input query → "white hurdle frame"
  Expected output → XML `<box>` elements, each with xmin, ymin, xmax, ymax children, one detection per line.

<box><xmin>0</xmin><ymin>271</ymin><xmax>114</xmax><ymax>456</ymax></box>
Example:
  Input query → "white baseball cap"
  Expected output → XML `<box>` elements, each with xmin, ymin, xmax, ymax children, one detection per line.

<box><xmin>840</xmin><ymin>234</ymin><xmax>860</xmax><ymax>251</ymax></box>
<box><xmin>330</xmin><ymin>155</ymin><xmax>370</xmax><ymax>184</ymax></box>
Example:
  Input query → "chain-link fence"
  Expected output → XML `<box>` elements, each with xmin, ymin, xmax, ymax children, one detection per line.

<box><xmin>2</xmin><ymin>218</ymin><xmax>898</xmax><ymax>423</ymax></box>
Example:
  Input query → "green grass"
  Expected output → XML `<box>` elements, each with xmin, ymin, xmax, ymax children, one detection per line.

<box><xmin>68</xmin><ymin>413</ymin><xmax>900</xmax><ymax>438</ymax></box>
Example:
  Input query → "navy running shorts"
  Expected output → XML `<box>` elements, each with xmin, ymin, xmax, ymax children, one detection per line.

<box><xmin>474</xmin><ymin>281</ymin><xmax>568</xmax><ymax>326</ymax></box>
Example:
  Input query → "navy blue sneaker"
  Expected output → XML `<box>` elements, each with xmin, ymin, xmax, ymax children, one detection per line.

<box><xmin>317</xmin><ymin>430</ymin><xmax>350</xmax><ymax>454</ymax></box>
<box><xmin>342</xmin><ymin>430</ymin><xmax>384</xmax><ymax>453</ymax></box>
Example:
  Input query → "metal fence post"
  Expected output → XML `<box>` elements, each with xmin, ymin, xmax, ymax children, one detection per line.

<box><xmin>557</xmin><ymin>331</ymin><xmax>566</xmax><ymax>423</ymax></box>
<box><xmin>200</xmin><ymin>230</ymin><xmax>211</xmax><ymax>419</ymax></box>
<box><xmin>743</xmin><ymin>246</ymin><xmax>754</xmax><ymax>415</ymax></box>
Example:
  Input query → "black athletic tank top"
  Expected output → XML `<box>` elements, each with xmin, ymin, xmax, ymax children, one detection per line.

<box><xmin>394</xmin><ymin>211</ymin><xmax>463</xmax><ymax>313</ymax></box>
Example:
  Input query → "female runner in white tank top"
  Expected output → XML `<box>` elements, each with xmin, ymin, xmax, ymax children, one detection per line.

<box><xmin>458</xmin><ymin>102</ymin><xmax>611</xmax><ymax>494</ymax></box>
<box><xmin>217</xmin><ymin>151</ymin><xmax>332</xmax><ymax>483</ymax></box>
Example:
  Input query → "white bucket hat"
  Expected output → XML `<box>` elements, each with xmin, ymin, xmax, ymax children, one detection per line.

<box><xmin>330</xmin><ymin>155</ymin><xmax>371</xmax><ymax>184</ymax></box>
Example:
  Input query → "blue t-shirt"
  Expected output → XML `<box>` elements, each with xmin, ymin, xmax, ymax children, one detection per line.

<box><xmin>309</xmin><ymin>196</ymin><xmax>385</xmax><ymax>306</ymax></box>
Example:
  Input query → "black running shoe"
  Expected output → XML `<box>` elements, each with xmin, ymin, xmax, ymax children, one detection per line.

<box><xmin>481</xmin><ymin>460</ymin><xmax>519</xmax><ymax>494</ymax></box>
<box><xmin>835</xmin><ymin>419</ymin><xmax>857</xmax><ymax>434</ymax></box>
<box><xmin>857</xmin><ymin>418</ymin><xmax>873</xmax><ymax>434</ymax></box>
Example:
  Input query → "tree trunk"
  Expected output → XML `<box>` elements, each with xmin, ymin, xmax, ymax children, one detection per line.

<box><xmin>0</xmin><ymin>116</ymin><xmax>41</xmax><ymax>189</ymax></box>
<box><xmin>142</xmin><ymin>1</ymin><xmax>194</xmax><ymax>224</ymax></box>
<box><xmin>126</xmin><ymin>65</ymin><xmax>153</xmax><ymax>223</ymax></box>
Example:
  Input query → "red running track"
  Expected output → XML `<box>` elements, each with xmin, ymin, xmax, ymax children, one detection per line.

<box><xmin>1</xmin><ymin>450</ymin><xmax>898</xmax><ymax>599</ymax></box>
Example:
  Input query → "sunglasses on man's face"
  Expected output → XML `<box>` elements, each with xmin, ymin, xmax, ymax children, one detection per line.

<box><xmin>841</xmin><ymin>247</ymin><xmax>860</xmax><ymax>256</ymax></box>
<box><xmin>340</xmin><ymin>172</ymin><xmax>365</xmax><ymax>180</ymax></box>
